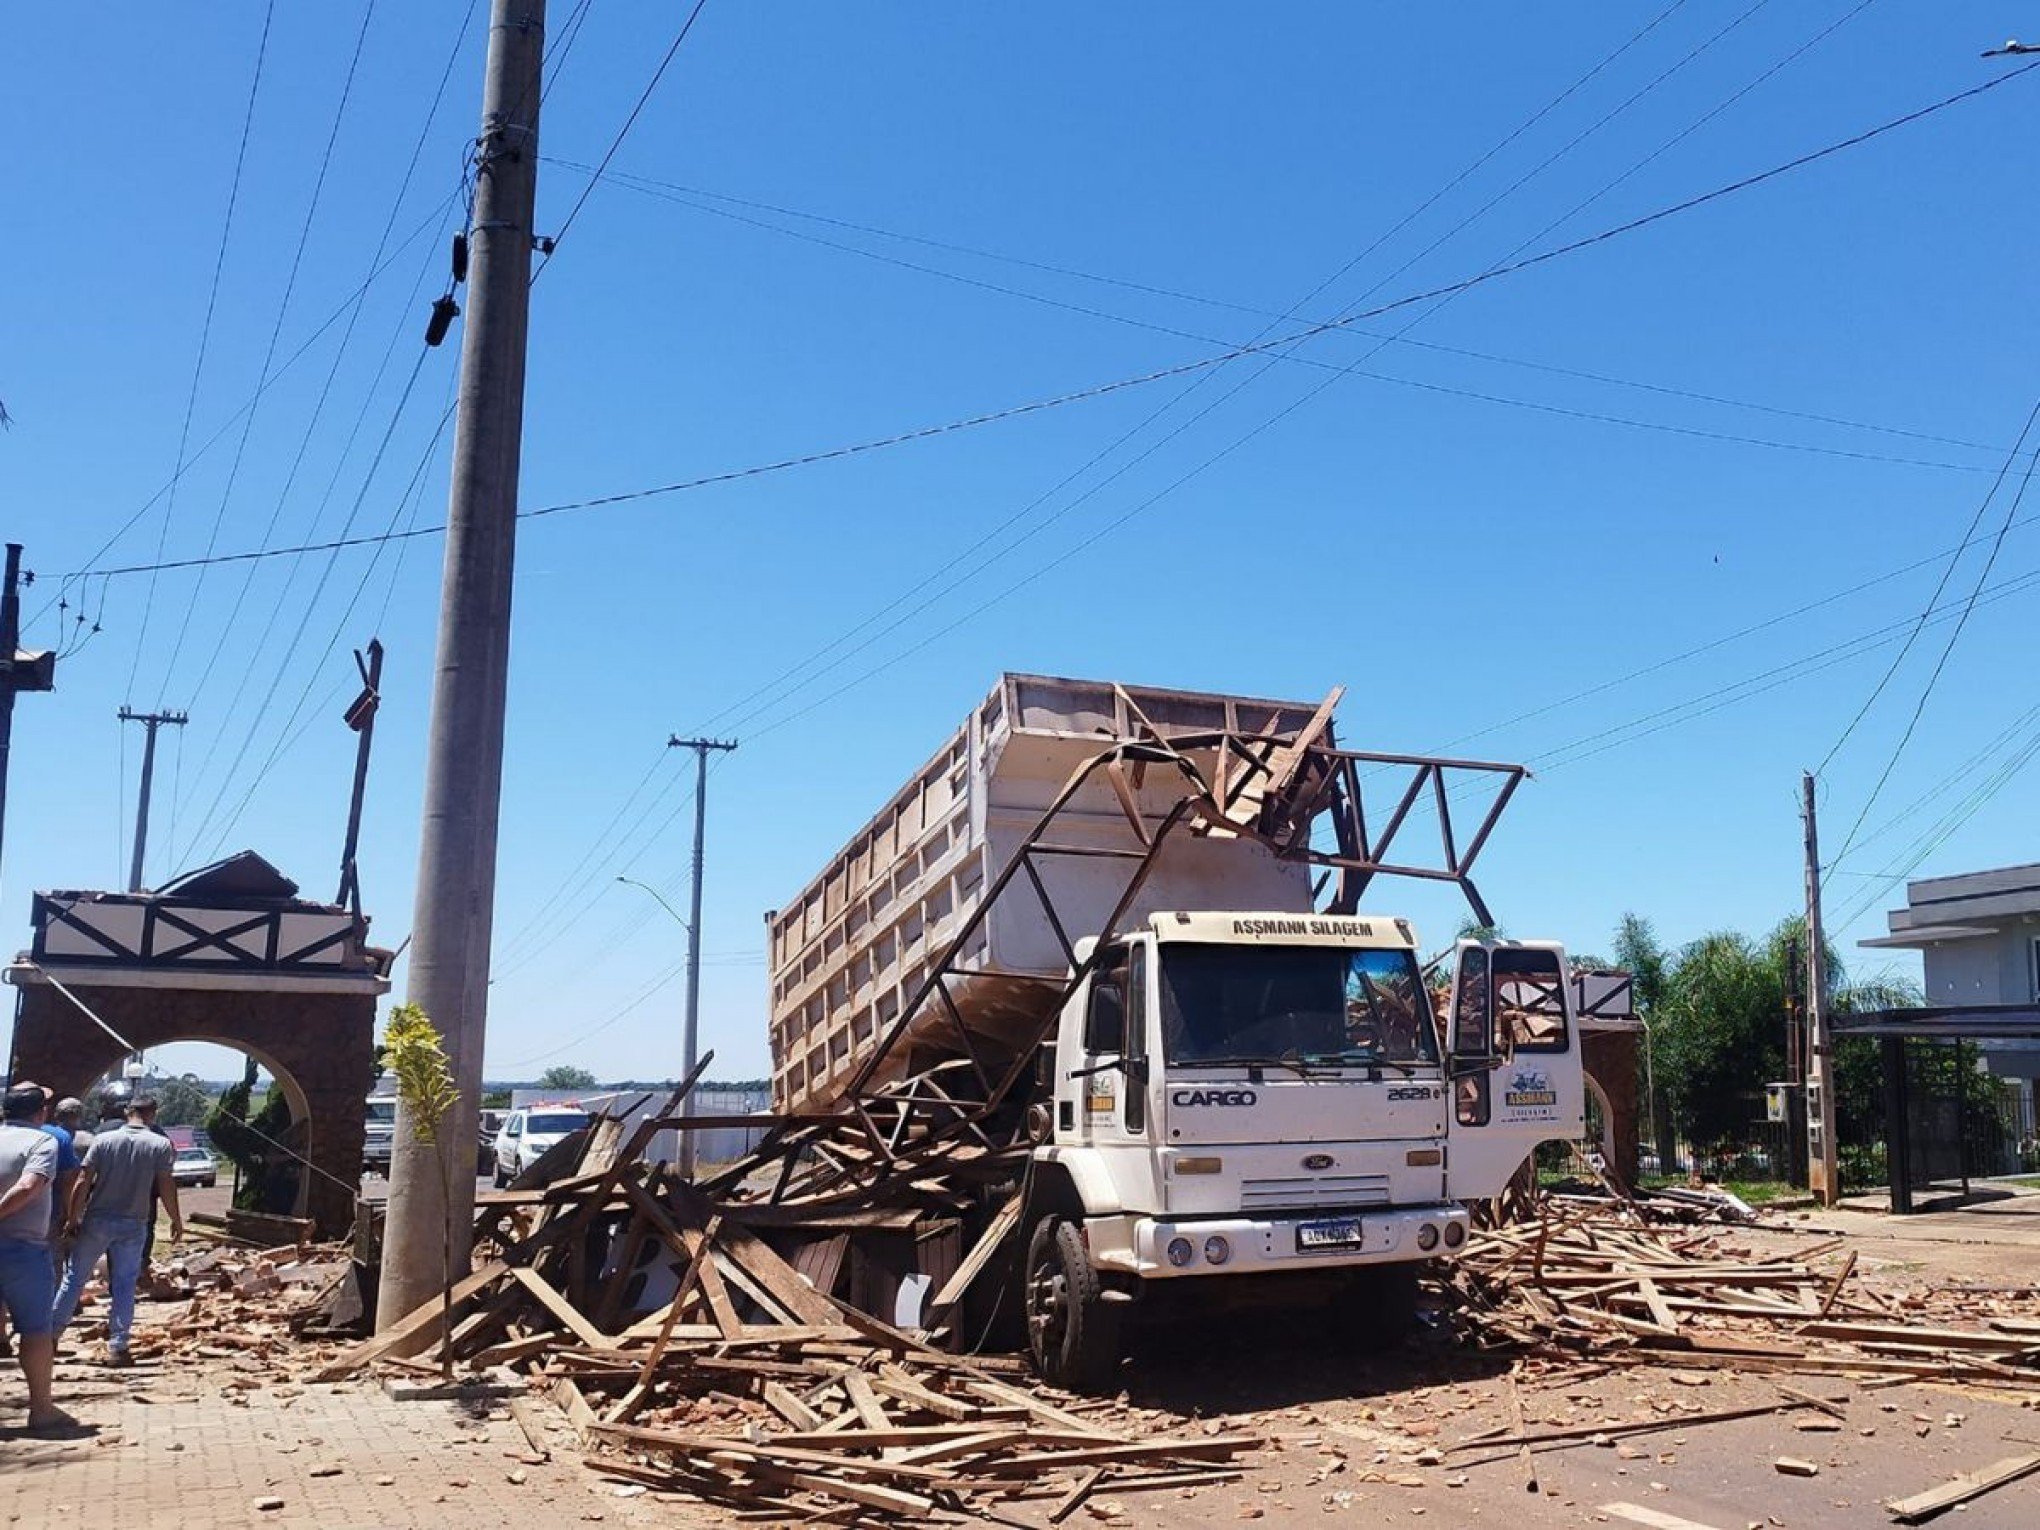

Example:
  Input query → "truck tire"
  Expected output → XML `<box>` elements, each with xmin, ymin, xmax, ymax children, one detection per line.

<box><xmin>1336</xmin><ymin>1263</ymin><xmax>1420</xmax><ymax>1350</ymax></box>
<box><xmin>1023</xmin><ymin>1216</ymin><xmax>1121</xmax><ymax>1394</ymax></box>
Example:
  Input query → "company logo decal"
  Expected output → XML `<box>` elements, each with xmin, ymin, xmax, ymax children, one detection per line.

<box><xmin>1503</xmin><ymin>1067</ymin><xmax>1559</xmax><ymax>1116</ymax></box>
<box><xmin>1302</xmin><ymin>1153</ymin><xmax>1335</xmax><ymax>1171</ymax></box>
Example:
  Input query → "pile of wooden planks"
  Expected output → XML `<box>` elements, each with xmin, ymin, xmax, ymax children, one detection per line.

<box><xmin>1444</xmin><ymin>1197</ymin><xmax>2040</xmax><ymax>1389</ymax></box>
<box><xmin>310</xmin><ymin>1081</ymin><xmax>1251</xmax><ymax>1520</ymax></box>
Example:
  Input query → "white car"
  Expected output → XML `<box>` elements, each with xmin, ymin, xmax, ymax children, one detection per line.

<box><xmin>171</xmin><ymin>1146</ymin><xmax>218</xmax><ymax>1189</ymax></box>
<box><xmin>492</xmin><ymin>1105</ymin><xmax>591</xmax><ymax>1187</ymax></box>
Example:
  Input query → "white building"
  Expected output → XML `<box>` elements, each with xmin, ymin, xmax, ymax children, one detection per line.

<box><xmin>1861</xmin><ymin>861</ymin><xmax>2040</xmax><ymax>1105</ymax></box>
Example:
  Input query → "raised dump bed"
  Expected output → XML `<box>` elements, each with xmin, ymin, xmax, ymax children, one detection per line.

<box><xmin>766</xmin><ymin>673</ymin><xmax>1331</xmax><ymax>1112</ymax></box>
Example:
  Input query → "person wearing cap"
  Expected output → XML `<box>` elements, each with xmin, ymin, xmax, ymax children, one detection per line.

<box><xmin>35</xmin><ymin>1088</ymin><xmax>83</xmax><ymax>1257</ymax></box>
<box><xmin>0</xmin><ymin>1081</ymin><xmax>70</xmax><ymax>1430</ymax></box>
<box><xmin>54</xmin><ymin>1097</ymin><xmax>93</xmax><ymax>1162</ymax></box>
<box><xmin>51</xmin><ymin>1094</ymin><xmax>182</xmax><ymax>1366</ymax></box>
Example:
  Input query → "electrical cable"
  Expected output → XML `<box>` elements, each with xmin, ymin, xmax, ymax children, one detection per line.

<box><xmin>66</xmin><ymin>57</ymin><xmax>2039</xmax><ymax>595</ymax></box>
<box><xmin>198</xmin><ymin>391</ymin><xmax>461</xmax><ymax>859</ymax></box>
<box><xmin>169</xmin><ymin>0</ymin><xmax>477</xmax><ymax>733</ymax></box>
<box><xmin>575</xmin><ymin>164</ymin><xmax>1989</xmax><ymax>476</ymax></box>
<box><xmin>168</xmin><ymin>209</ymin><xmax>459</xmax><ymax>860</ymax></box>
<box><xmin>31</xmin><ymin>195</ymin><xmax>456</xmax><ymax>631</ymax></box>
<box><xmin>124</xmin><ymin>0</ymin><xmax>276</xmax><ymax>703</ymax></box>
<box><xmin>177</xmin><ymin>346</ymin><xmax>440</xmax><ymax>858</ymax></box>
<box><xmin>1816</xmin><ymin>399</ymin><xmax>2040</xmax><ymax>782</ymax></box>
<box><xmin>532</xmin><ymin>0</ymin><xmax>712</xmax><ymax>281</ymax></box>
<box><xmin>1826</xmin><ymin>425</ymin><xmax>2040</xmax><ymax>872</ymax></box>
<box><xmin>674</xmin><ymin>2</ymin><xmax>1735</xmax><ymax>741</ymax></box>
<box><xmin>154</xmin><ymin>0</ymin><xmax>382</xmax><ymax>706</ymax></box>
<box><xmin>722</xmin><ymin>4</ymin><xmax>1897</xmax><ymax>747</ymax></box>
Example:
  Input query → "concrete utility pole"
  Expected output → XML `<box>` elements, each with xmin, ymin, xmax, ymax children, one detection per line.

<box><xmin>669</xmin><ymin>735</ymin><xmax>735</xmax><ymax>1177</ymax></box>
<box><xmin>118</xmin><ymin>707</ymin><xmax>189</xmax><ymax>892</ymax></box>
<box><xmin>1801</xmin><ymin>771</ymin><xmax>1841</xmax><ymax>1207</ymax></box>
<box><xmin>379</xmin><ymin>0</ymin><xmax>545</xmax><ymax>1332</ymax></box>
<box><xmin>1</xmin><ymin>544</ymin><xmax>59</xmax><ymax>898</ymax></box>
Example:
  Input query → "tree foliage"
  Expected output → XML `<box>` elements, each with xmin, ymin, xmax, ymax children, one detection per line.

<box><xmin>150</xmin><ymin>1072</ymin><xmax>215</xmax><ymax>1128</ymax></box>
<box><xmin>537</xmin><ymin>1064</ymin><xmax>597</xmax><ymax>1091</ymax></box>
<box><xmin>384</xmin><ymin>1004</ymin><xmax>458</xmax><ymax>1146</ymax></box>
<box><xmin>205</xmin><ymin>1060</ymin><xmax>299</xmax><ymax>1214</ymax></box>
<box><xmin>1644</xmin><ymin>914</ymin><xmax>1924</xmax><ymax>1154</ymax></box>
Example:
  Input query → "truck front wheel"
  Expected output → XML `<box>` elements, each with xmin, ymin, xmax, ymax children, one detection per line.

<box><xmin>1023</xmin><ymin>1217</ymin><xmax>1121</xmax><ymax>1394</ymax></box>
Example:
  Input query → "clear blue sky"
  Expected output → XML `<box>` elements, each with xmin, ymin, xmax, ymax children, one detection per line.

<box><xmin>4</xmin><ymin>2</ymin><xmax>2036</xmax><ymax>1085</ymax></box>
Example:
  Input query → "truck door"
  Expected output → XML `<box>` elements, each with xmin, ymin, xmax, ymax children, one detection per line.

<box><xmin>1444</xmin><ymin>940</ymin><xmax>1585</xmax><ymax>1201</ymax></box>
<box><xmin>1066</xmin><ymin>941</ymin><xmax>1158</xmax><ymax>1205</ymax></box>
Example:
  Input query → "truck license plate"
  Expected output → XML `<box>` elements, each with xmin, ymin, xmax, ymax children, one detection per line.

<box><xmin>1295</xmin><ymin>1217</ymin><xmax>1366</xmax><ymax>1253</ymax></box>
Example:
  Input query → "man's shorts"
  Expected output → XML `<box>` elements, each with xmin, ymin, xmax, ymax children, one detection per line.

<box><xmin>0</xmin><ymin>1235</ymin><xmax>56</xmax><ymax>1336</ymax></box>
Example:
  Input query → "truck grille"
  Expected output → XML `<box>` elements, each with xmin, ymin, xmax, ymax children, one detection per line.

<box><xmin>1239</xmin><ymin>1173</ymin><xmax>1391</xmax><ymax>1212</ymax></box>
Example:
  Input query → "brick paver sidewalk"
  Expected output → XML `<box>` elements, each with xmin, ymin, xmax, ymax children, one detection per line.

<box><xmin>1</xmin><ymin>1355</ymin><xmax>670</xmax><ymax>1529</ymax></box>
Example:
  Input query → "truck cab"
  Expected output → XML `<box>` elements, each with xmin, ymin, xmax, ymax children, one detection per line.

<box><xmin>1020</xmin><ymin>914</ymin><xmax>1582</xmax><ymax>1390</ymax></box>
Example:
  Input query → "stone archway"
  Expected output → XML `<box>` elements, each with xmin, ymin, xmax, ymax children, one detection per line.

<box><xmin>5</xmin><ymin>852</ymin><xmax>388</xmax><ymax>1238</ymax></box>
<box><xmin>9</xmin><ymin>982</ymin><xmax>375</xmax><ymax>1236</ymax></box>
<box><xmin>87</xmin><ymin>1039</ymin><xmax>320</xmax><ymax>1217</ymax></box>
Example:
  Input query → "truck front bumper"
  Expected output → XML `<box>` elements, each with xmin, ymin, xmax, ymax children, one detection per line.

<box><xmin>1098</xmin><ymin>1204</ymin><xmax>1470</xmax><ymax>1278</ymax></box>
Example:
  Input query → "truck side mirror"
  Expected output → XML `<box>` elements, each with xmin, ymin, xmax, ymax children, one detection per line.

<box><xmin>1083</xmin><ymin>969</ymin><xmax>1126</xmax><ymax>1054</ymax></box>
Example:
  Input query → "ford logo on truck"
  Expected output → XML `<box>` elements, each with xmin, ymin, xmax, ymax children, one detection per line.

<box><xmin>1172</xmin><ymin>1088</ymin><xmax>1257</xmax><ymax>1108</ymax></box>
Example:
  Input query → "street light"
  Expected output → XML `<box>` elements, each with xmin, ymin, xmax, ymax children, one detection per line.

<box><xmin>616</xmin><ymin>876</ymin><xmax>692</xmax><ymax>937</ymax></box>
<box><xmin>615</xmin><ymin>875</ymin><xmax>702</xmax><ymax>1176</ymax></box>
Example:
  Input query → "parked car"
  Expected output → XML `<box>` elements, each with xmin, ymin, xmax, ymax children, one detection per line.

<box><xmin>477</xmin><ymin>1109</ymin><xmax>506</xmax><ymax>1175</ymax></box>
<box><xmin>362</xmin><ymin>1093</ymin><xmax>398</xmax><ymax>1175</ymax></box>
<box><xmin>492</xmin><ymin>1104</ymin><xmax>591</xmax><ymax>1187</ymax></box>
<box><xmin>171</xmin><ymin>1146</ymin><xmax>218</xmax><ymax>1189</ymax></box>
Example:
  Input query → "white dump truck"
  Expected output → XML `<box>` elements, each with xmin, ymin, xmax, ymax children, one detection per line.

<box><xmin>767</xmin><ymin>675</ymin><xmax>1586</xmax><ymax>1390</ymax></box>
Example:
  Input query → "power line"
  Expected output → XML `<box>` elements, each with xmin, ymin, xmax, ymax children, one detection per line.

<box><xmin>156</xmin><ymin>0</ymin><xmax>383</xmax><ymax>706</ymax></box>
<box><xmin>170</xmin><ymin>0</ymin><xmax>478</xmax><ymax>727</ymax></box>
<box><xmin>1817</xmin><ymin>399</ymin><xmax>2040</xmax><ymax>781</ymax></box>
<box><xmin>532</xmin><ymin>0</ymin><xmax>712</xmax><ymax>279</ymax></box>
<box><xmin>124</xmin><ymin>0</ymin><xmax>277</xmax><ymax>703</ymax></box>
<box><xmin>63</xmin><ymin>57</ymin><xmax>2039</xmax><ymax>595</ymax></box>
<box><xmin>720</xmin><ymin>8</ymin><xmax>1927</xmax><ymax>745</ymax></box>
<box><xmin>558</xmin><ymin>152</ymin><xmax>2001</xmax><ymax>462</ymax></box>
<box><xmin>486</xmin><ymin>8</ymin><xmax>1720</xmax><ymax>975</ymax></box>
<box><xmin>33</xmin><ymin>195</ymin><xmax>456</xmax><ymax>628</ymax></box>
<box><xmin>1826</xmin><ymin>416</ymin><xmax>2040</xmax><ymax>871</ymax></box>
<box><xmin>566</xmin><ymin>161</ymin><xmax>1990</xmax><ymax>476</ymax></box>
<box><xmin>169</xmin><ymin>213</ymin><xmax>458</xmax><ymax>851</ymax></box>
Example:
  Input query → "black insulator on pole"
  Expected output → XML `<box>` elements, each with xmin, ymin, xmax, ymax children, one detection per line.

<box><xmin>425</xmin><ymin>295</ymin><xmax>461</xmax><ymax>347</ymax></box>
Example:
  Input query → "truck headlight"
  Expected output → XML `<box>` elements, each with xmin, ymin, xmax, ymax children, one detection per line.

<box><xmin>1203</xmin><ymin>1235</ymin><xmax>1231</xmax><ymax>1266</ymax></box>
<box><xmin>1442</xmin><ymin>1220</ymin><xmax>1466</xmax><ymax>1249</ymax></box>
<box><xmin>1166</xmin><ymin>1237</ymin><xmax>1195</xmax><ymax>1267</ymax></box>
<box><xmin>1416</xmin><ymin>1223</ymin><xmax>1440</xmax><ymax>1251</ymax></box>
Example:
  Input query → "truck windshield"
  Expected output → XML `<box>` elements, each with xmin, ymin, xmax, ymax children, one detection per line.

<box><xmin>1159</xmin><ymin>944</ymin><xmax>1437</xmax><ymax>1068</ymax></box>
<box><xmin>365</xmin><ymin>1100</ymin><xmax>396</xmax><ymax>1124</ymax></box>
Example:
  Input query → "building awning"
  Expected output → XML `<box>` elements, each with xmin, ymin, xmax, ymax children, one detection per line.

<box><xmin>1857</xmin><ymin>922</ymin><xmax>2002</xmax><ymax>949</ymax></box>
<box><xmin>1832</xmin><ymin>1004</ymin><xmax>2040</xmax><ymax>1040</ymax></box>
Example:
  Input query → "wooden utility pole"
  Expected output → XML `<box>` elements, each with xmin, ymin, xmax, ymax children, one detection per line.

<box><xmin>118</xmin><ymin>707</ymin><xmax>188</xmax><ymax>892</ymax></box>
<box><xmin>0</xmin><ymin>544</ymin><xmax>58</xmax><ymax>897</ymax></box>
<box><xmin>336</xmin><ymin>639</ymin><xmax>384</xmax><ymax>916</ymax></box>
<box><xmin>379</xmin><ymin>0</ymin><xmax>545</xmax><ymax>1332</ymax></box>
<box><xmin>1801</xmin><ymin>771</ymin><xmax>1841</xmax><ymax>1206</ymax></box>
<box><xmin>668</xmin><ymin>735</ymin><xmax>735</xmax><ymax>1177</ymax></box>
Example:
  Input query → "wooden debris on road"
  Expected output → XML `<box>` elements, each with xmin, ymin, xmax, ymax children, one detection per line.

<box><xmin>1885</xmin><ymin>1450</ymin><xmax>2040</xmax><ymax>1523</ymax></box>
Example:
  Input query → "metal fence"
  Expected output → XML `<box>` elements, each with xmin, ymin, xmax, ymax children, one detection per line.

<box><xmin>1634</xmin><ymin>1050</ymin><xmax>2040</xmax><ymax>1193</ymax></box>
<box><xmin>1640</xmin><ymin>1098</ymin><xmax>1797</xmax><ymax>1185</ymax></box>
